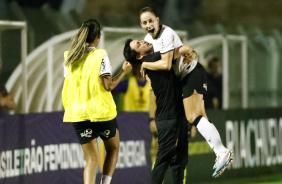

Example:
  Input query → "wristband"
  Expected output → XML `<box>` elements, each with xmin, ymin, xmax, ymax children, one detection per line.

<box><xmin>149</xmin><ymin>118</ymin><xmax>155</xmax><ymax>122</ymax></box>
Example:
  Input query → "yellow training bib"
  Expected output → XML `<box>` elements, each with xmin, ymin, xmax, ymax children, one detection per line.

<box><xmin>62</xmin><ymin>49</ymin><xmax>117</xmax><ymax>122</ymax></box>
<box><xmin>124</xmin><ymin>76</ymin><xmax>150</xmax><ymax>111</ymax></box>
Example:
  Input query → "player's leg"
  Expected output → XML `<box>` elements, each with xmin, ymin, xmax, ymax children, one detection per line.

<box><xmin>151</xmin><ymin>159</ymin><xmax>170</xmax><ymax>184</ymax></box>
<box><xmin>181</xmin><ymin>63</ymin><xmax>232</xmax><ymax>177</ymax></box>
<box><xmin>99</xmin><ymin>119</ymin><xmax>120</xmax><ymax>184</ymax></box>
<box><xmin>183</xmin><ymin>91</ymin><xmax>232</xmax><ymax>177</ymax></box>
<box><xmin>100</xmin><ymin>129</ymin><xmax>120</xmax><ymax>184</ymax></box>
<box><xmin>182</xmin><ymin>62</ymin><xmax>227</xmax><ymax>154</ymax></box>
<box><xmin>72</xmin><ymin>121</ymin><xmax>100</xmax><ymax>184</ymax></box>
<box><xmin>183</xmin><ymin>91</ymin><xmax>228</xmax><ymax>156</ymax></box>
<box><xmin>151</xmin><ymin>119</ymin><xmax>178</xmax><ymax>184</ymax></box>
<box><xmin>170</xmin><ymin>116</ymin><xmax>188</xmax><ymax>184</ymax></box>
<box><xmin>81</xmin><ymin>138</ymin><xmax>100</xmax><ymax>184</ymax></box>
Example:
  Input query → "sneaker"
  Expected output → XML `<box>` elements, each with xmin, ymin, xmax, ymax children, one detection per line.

<box><xmin>212</xmin><ymin>150</ymin><xmax>233</xmax><ymax>178</ymax></box>
<box><xmin>213</xmin><ymin>155</ymin><xmax>220</xmax><ymax>169</ymax></box>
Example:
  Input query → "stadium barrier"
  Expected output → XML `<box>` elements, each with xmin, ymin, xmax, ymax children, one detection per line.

<box><xmin>1</xmin><ymin>108</ymin><xmax>282</xmax><ymax>184</ymax></box>
<box><xmin>184</xmin><ymin>107</ymin><xmax>282</xmax><ymax>184</ymax></box>
<box><xmin>0</xmin><ymin>112</ymin><xmax>151</xmax><ymax>184</ymax></box>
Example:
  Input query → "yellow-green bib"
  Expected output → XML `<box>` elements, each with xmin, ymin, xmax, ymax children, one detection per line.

<box><xmin>62</xmin><ymin>49</ymin><xmax>117</xmax><ymax>122</ymax></box>
<box><xmin>124</xmin><ymin>76</ymin><xmax>151</xmax><ymax>111</ymax></box>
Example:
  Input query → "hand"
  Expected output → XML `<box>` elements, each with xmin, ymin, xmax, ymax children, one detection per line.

<box><xmin>122</xmin><ymin>61</ymin><xmax>132</xmax><ymax>74</ymax></box>
<box><xmin>140</xmin><ymin>63</ymin><xmax>146</xmax><ymax>77</ymax></box>
<box><xmin>0</xmin><ymin>94</ymin><xmax>16</xmax><ymax>109</ymax></box>
<box><xmin>145</xmin><ymin>74</ymin><xmax>151</xmax><ymax>87</ymax></box>
<box><xmin>150</xmin><ymin>120</ymin><xmax>158</xmax><ymax>134</ymax></box>
<box><xmin>182</xmin><ymin>51</ymin><xmax>196</xmax><ymax>64</ymax></box>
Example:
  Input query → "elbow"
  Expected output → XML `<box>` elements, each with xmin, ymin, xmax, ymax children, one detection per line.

<box><xmin>182</xmin><ymin>45</ymin><xmax>193</xmax><ymax>55</ymax></box>
<box><xmin>104</xmin><ymin>87</ymin><xmax>112</xmax><ymax>91</ymax></box>
<box><xmin>163</xmin><ymin>63</ymin><xmax>172</xmax><ymax>70</ymax></box>
<box><xmin>186</xmin><ymin>45</ymin><xmax>193</xmax><ymax>53</ymax></box>
<box><xmin>103</xmin><ymin>84</ymin><xmax>113</xmax><ymax>91</ymax></box>
<box><xmin>167</xmin><ymin>64</ymin><xmax>172</xmax><ymax>70</ymax></box>
<box><xmin>106</xmin><ymin>86</ymin><xmax>114</xmax><ymax>91</ymax></box>
<box><xmin>165</xmin><ymin>65</ymin><xmax>172</xmax><ymax>70</ymax></box>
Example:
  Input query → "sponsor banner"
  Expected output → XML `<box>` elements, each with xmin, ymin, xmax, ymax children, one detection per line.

<box><xmin>0</xmin><ymin>112</ymin><xmax>151</xmax><ymax>184</ymax></box>
<box><xmin>2</xmin><ymin>108</ymin><xmax>281</xmax><ymax>184</ymax></box>
<box><xmin>185</xmin><ymin>108</ymin><xmax>282</xmax><ymax>184</ymax></box>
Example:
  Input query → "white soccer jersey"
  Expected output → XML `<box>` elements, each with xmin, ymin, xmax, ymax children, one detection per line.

<box><xmin>144</xmin><ymin>24</ymin><xmax>183</xmax><ymax>54</ymax></box>
<box><xmin>173</xmin><ymin>57</ymin><xmax>198</xmax><ymax>80</ymax></box>
<box><xmin>144</xmin><ymin>24</ymin><xmax>197</xmax><ymax>80</ymax></box>
<box><xmin>99</xmin><ymin>52</ymin><xmax>112</xmax><ymax>76</ymax></box>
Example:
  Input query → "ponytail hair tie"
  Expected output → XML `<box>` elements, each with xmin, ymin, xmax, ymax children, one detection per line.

<box><xmin>82</xmin><ymin>22</ymin><xmax>89</xmax><ymax>27</ymax></box>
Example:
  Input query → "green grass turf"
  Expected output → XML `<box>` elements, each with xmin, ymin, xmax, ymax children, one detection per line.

<box><xmin>197</xmin><ymin>173</ymin><xmax>282</xmax><ymax>184</ymax></box>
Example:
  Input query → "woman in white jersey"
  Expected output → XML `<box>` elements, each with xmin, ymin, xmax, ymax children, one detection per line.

<box><xmin>138</xmin><ymin>7</ymin><xmax>232</xmax><ymax>178</ymax></box>
<box><xmin>62</xmin><ymin>19</ymin><xmax>132</xmax><ymax>184</ymax></box>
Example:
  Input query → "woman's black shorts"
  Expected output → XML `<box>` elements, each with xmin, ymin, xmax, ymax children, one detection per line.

<box><xmin>72</xmin><ymin>118</ymin><xmax>118</xmax><ymax>145</ymax></box>
<box><xmin>181</xmin><ymin>62</ymin><xmax>207</xmax><ymax>98</ymax></box>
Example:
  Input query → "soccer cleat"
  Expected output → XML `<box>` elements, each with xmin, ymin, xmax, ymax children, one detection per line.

<box><xmin>213</xmin><ymin>155</ymin><xmax>220</xmax><ymax>169</ymax></box>
<box><xmin>212</xmin><ymin>150</ymin><xmax>233</xmax><ymax>178</ymax></box>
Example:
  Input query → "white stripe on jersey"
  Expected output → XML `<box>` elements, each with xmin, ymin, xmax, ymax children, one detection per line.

<box><xmin>173</xmin><ymin>57</ymin><xmax>198</xmax><ymax>80</ymax></box>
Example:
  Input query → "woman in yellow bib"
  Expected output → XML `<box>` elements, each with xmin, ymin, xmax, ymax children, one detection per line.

<box><xmin>62</xmin><ymin>19</ymin><xmax>132</xmax><ymax>184</ymax></box>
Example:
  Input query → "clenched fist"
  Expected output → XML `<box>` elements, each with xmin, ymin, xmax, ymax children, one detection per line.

<box><xmin>122</xmin><ymin>61</ymin><xmax>132</xmax><ymax>73</ymax></box>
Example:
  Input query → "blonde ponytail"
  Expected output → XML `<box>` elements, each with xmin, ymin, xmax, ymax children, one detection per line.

<box><xmin>64</xmin><ymin>26</ymin><xmax>89</xmax><ymax>67</ymax></box>
<box><xmin>64</xmin><ymin>19</ymin><xmax>101</xmax><ymax>67</ymax></box>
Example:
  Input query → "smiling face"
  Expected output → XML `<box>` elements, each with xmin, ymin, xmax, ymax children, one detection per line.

<box><xmin>130</xmin><ymin>40</ymin><xmax>153</xmax><ymax>59</ymax></box>
<box><xmin>140</xmin><ymin>11</ymin><xmax>160</xmax><ymax>39</ymax></box>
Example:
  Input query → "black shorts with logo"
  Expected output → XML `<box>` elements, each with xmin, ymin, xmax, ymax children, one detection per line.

<box><xmin>72</xmin><ymin>118</ymin><xmax>118</xmax><ymax>145</ymax></box>
<box><xmin>181</xmin><ymin>62</ymin><xmax>207</xmax><ymax>99</ymax></box>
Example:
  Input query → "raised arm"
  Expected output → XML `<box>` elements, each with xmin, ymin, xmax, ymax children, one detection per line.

<box><xmin>176</xmin><ymin>44</ymin><xmax>197</xmax><ymax>64</ymax></box>
<box><xmin>141</xmin><ymin>44</ymin><xmax>195</xmax><ymax>74</ymax></box>
<box><xmin>174</xmin><ymin>44</ymin><xmax>193</xmax><ymax>59</ymax></box>
<box><xmin>101</xmin><ymin>61</ymin><xmax>132</xmax><ymax>91</ymax></box>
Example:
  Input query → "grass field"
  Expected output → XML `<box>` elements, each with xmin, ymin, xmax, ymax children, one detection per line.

<box><xmin>198</xmin><ymin>173</ymin><xmax>282</xmax><ymax>184</ymax></box>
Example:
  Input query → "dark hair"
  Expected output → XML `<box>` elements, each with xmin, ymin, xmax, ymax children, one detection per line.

<box><xmin>139</xmin><ymin>7</ymin><xmax>158</xmax><ymax>17</ymax></box>
<box><xmin>207</xmin><ymin>56</ymin><xmax>220</xmax><ymax>69</ymax></box>
<box><xmin>83</xmin><ymin>19</ymin><xmax>101</xmax><ymax>43</ymax></box>
<box><xmin>64</xmin><ymin>19</ymin><xmax>101</xmax><ymax>66</ymax></box>
<box><xmin>0</xmin><ymin>84</ymin><xmax>8</xmax><ymax>96</ymax></box>
<box><xmin>123</xmin><ymin>39</ymin><xmax>140</xmax><ymax>63</ymax></box>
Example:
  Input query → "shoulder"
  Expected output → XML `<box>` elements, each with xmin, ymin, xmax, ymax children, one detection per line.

<box><xmin>144</xmin><ymin>34</ymin><xmax>152</xmax><ymax>42</ymax></box>
<box><xmin>161</xmin><ymin>25</ymin><xmax>176</xmax><ymax>36</ymax></box>
<box><xmin>64</xmin><ymin>51</ymin><xmax>69</xmax><ymax>58</ymax></box>
<box><xmin>89</xmin><ymin>49</ymin><xmax>107</xmax><ymax>59</ymax></box>
<box><xmin>93</xmin><ymin>48</ymin><xmax>107</xmax><ymax>54</ymax></box>
<box><xmin>142</xmin><ymin>52</ymin><xmax>161</xmax><ymax>62</ymax></box>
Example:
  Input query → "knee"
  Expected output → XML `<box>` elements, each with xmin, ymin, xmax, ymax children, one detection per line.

<box><xmin>185</xmin><ymin>107</ymin><xmax>202</xmax><ymax>123</ymax></box>
<box><xmin>85</xmin><ymin>155</ymin><xmax>99</xmax><ymax>165</ymax></box>
<box><xmin>107</xmin><ymin>145</ymin><xmax>119</xmax><ymax>156</ymax></box>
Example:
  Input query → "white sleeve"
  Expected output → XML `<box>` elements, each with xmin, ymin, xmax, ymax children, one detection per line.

<box><xmin>144</xmin><ymin>34</ymin><xmax>152</xmax><ymax>43</ymax></box>
<box><xmin>100</xmin><ymin>52</ymin><xmax>112</xmax><ymax>76</ymax></box>
<box><xmin>64</xmin><ymin>66</ymin><xmax>66</xmax><ymax>78</ymax></box>
<box><xmin>160</xmin><ymin>28</ymin><xmax>183</xmax><ymax>54</ymax></box>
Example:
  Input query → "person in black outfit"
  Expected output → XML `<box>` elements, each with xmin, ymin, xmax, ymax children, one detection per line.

<box><xmin>205</xmin><ymin>56</ymin><xmax>222</xmax><ymax>109</ymax></box>
<box><xmin>123</xmin><ymin>39</ymin><xmax>191</xmax><ymax>184</ymax></box>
